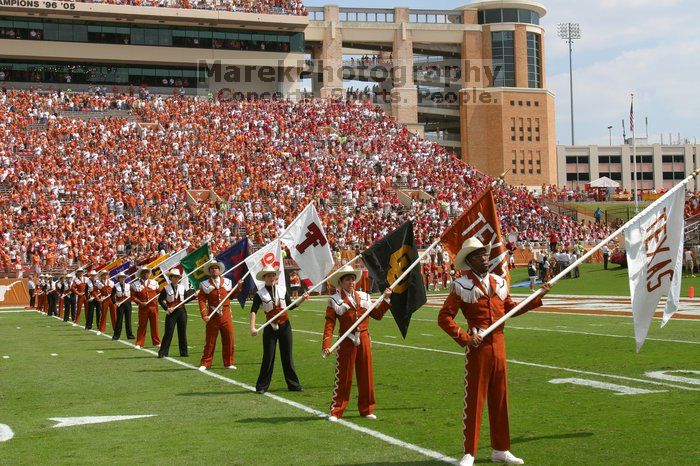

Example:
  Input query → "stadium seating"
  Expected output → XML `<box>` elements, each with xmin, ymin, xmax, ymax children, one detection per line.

<box><xmin>0</xmin><ymin>88</ymin><xmax>612</xmax><ymax>274</ymax></box>
<box><xmin>62</xmin><ymin>0</ymin><xmax>306</xmax><ymax>16</ymax></box>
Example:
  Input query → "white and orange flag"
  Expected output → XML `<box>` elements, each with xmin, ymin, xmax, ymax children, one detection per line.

<box><xmin>441</xmin><ymin>187</ymin><xmax>509</xmax><ymax>280</ymax></box>
<box><xmin>625</xmin><ymin>186</ymin><xmax>684</xmax><ymax>351</ymax></box>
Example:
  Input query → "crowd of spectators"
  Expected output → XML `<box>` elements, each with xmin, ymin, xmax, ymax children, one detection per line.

<box><xmin>61</xmin><ymin>0</ymin><xmax>306</xmax><ymax>16</ymax></box>
<box><xmin>0</xmin><ymin>88</ymin><xmax>612</xmax><ymax>275</ymax></box>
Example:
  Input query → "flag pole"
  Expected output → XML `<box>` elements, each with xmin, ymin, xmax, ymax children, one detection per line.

<box><xmin>325</xmin><ymin>238</ymin><xmax>441</xmax><ymax>356</ymax></box>
<box><xmin>207</xmin><ymin>269</ymin><xmax>253</xmax><ymax>317</ymax></box>
<box><xmin>207</xmin><ymin>216</ymin><xmax>302</xmax><ymax>317</ymax></box>
<box><xmin>478</xmin><ymin>167</ymin><xmax>700</xmax><ymax>339</ymax></box>
<box><xmin>256</xmin><ymin>255</ymin><xmax>363</xmax><ymax>333</ymax></box>
<box><xmin>201</xmin><ymin>260</ymin><xmax>250</xmax><ymax>314</ymax></box>
<box><xmin>631</xmin><ymin>93</ymin><xmax>639</xmax><ymax>214</ymax></box>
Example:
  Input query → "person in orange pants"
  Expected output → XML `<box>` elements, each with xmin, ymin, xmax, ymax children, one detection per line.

<box><xmin>437</xmin><ymin>238</ymin><xmax>550</xmax><ymax>466</ymax></box>
<box><xmin>71</xmin><ymin>268</ymin><xmax>89</xmax><ymax>325</ymax></box>
<box><xmin>97</xmin><ymin>270</ymin><xmax>116</xmax><ymax>334</ymax></box>
<box><xmin>198</xmin><ymin>260</ymin><xmax>240</xmax><ymax>371</ymax></box>
<box><xmin>322</xmin><ymin>265</ymin><xmax>392</xmax><ymax>422</ymax></box>
<box><xmin>131</xmin><ymin>267</ymin><xmax>161</xmax><ymax>349</ymax></box>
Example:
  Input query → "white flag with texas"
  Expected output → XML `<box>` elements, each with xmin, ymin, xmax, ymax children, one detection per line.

<box><xmin>625</xmin><ymin>187</ymin><xmax>685</xmax><ymax>351</ymax></box>
<box><xmin>245</xmin><ymin>239</ymin><xmax>286</xmax><ymax>294</ymax></box>
<box><xmin>279</xmin><ymin>203</ymin><xmax>334</xmax><ymax>285</ymax></box>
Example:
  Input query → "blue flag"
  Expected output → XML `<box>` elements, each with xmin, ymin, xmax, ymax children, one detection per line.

<box><xmin>109</xmin><ymin>260</ymin><xmax>132</xmax><ymax>279</ymax></box>
<box><xmin>216</xmin><ymin>237</ymin><xmax>254</xmax><ymax>308</ymax></box>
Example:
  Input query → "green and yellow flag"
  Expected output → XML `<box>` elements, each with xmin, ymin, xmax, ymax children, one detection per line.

<box><xmin>180</xmin><ymin>244</ymin><xmax>212</xmax><ymax>289</ymax></box>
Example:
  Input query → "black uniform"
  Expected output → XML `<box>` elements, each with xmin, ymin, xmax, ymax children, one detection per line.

<box><xmin>62</xmin><ymin>279</ymin><xmax>76</xmax><ymax>322</ymax></box>
<box><xmin>251</xmin><ymin>285</ymin><xmax>302</xmax><ymax>393</ymax></box>
<box><xmin>85</xmin><ymin>278</ymin><xmax>101</xmax><ymax>330</ymax></box>
<box><xmin>112</xmin><ymin>280</ymin><xmax>134</xmax><ymax>340</ymax></box>
<box><xmin>47</xmin><ymin>279</ymin><xmax>58</xmax><ymax>317</ymax></box>
<box><xmin>157</xmin><ymin>282</ymin><xmax>192</xmax><ymax>358</ymax></box>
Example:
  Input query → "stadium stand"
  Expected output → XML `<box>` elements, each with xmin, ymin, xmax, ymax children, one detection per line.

<box><xmin>0</xmin><ymin>88</ymin><xmax>612</xmax><ymax>276</ymax></box>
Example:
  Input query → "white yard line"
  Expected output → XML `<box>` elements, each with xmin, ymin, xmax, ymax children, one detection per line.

<box><xmin>44</xmin><ymin>315</ymin><xmax>457</xmax><ymax>465</ymax></box>
<box><xmin>506</xmin><ymin>325</ymin><xmax>700</xmax><ymax>345</ymax></box>
<box><xmin>237</xmin><ymin>322</ymin><xmax>700</xmax><ymax>393</ymax></box>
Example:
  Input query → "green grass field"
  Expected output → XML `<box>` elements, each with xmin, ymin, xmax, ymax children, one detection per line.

<box><xmin>557</xmin><ymin>202</ymin><xmax>651</xmax><ymax>223</ymax></box>
<box><xmin>1</xmin><ymin>298</ymin><xmax>698</xmax><ymax>465</ymax></box>
<box><xmin>508</xmin><ymin>263</ymin><xmax>700</xmax><ymax>297</ymax></box>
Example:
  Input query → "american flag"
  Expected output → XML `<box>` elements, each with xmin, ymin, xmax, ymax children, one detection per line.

<box><xmin>629</xmin><ymin>96</ymin><xmax>634</xmax><ymax>132</ymax></box>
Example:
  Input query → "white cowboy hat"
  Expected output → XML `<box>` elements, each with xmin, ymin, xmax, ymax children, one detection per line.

<box><xmin>137</xmin><ymin>266</ymin><xmax>152</xmax><ymax>276</ymax></box>
<box><xmin>99</xmin><ymin>270</ymin><xmax>109</xmax><ymax>276</ymax></box>
<box><xmin>255</xmin><ymin>265</ymin><xmax>280</xmax><ymax>282</ymax></box>
<box><xmin>116</xmin><ymin>271</ymin><xmax>127</xmax><ymax>278</ymax></box>
<box><xmin>89</xmin><ymin>270</ymin><xmax>98</xmax><ymax>276</ymax></box>
<box><xmin>328</xmin><ymin>265</ymin><xmax>362</xmax><ymax>288</ymax></box>
<box><xmin>454</xmin><ymin>237</ymin><xmax>491</xmax><ymax>271</ymax></box>
<box><xmin>75</xmin><ymin>269</ymin><xmax>85</xmax><ymax>274</ymax></box>
<box><xmin>167</xmin><ymin>268</ymin><xmax>182</xmax><ymax>277</ymax></box>
<box><xmin>202</xmin><ymin>260</ymin><xmax>226</xmax><ymax>276</ymax></box>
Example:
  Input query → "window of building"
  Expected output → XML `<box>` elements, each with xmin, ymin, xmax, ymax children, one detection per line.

<box><xmin>491</xmin><ymin>31</ymin><xmax>515</xmax><ymax>87</ymax></box>
<box><xmin>478</xmin><ymin>8</ymin><xmax>540</xmax><ymax>25</ymax></box>
<box><xmin>526</xmin><ymin>32</ymin><xmax>542</xmax><ymax>88</ymax></box>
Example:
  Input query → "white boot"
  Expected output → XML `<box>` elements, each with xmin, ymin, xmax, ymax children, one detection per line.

<box><xmin>328</xmin><ymin>415</ymin><xmax>338</xmax><ymax>422</ymax></box>
<box><xmin>491</xmin><ymin>450</ymin><xmax>524</xmax><ymax>464</ymax></box>
<box><xmin>198</xmin><ymin>365</ymin><xmax>207</xmax><ymax>372</ymax></box>
<box><xmin>459</xmin><ymin>454</ymin><xmax>475</xmax><ymax>466</ymax></box>
<box><xmin>225</xmin><ymin>365</ymin><xmax>237</xmax><ymax>370</ymax></box>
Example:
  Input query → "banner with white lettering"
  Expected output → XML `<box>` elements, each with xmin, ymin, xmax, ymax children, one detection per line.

<box><xmin>245</xmin><ymin>240</ymin><xmax>286</xmax><ymax>295</ymax></box>
<box><xmin>279</xmin><ymin>203</ymin><xmax>334</xmax><ymax>285</ymax></box>
<box><xmin>625</xmin><ymin>187</ymin><xmax>685</xmax><ymax>350</ymax></box>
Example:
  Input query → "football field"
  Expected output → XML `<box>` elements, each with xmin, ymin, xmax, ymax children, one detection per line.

<box><xmin>1</xmin><ymin>298</ymin><xmax>698</xmax><ymax>465</ymax></box>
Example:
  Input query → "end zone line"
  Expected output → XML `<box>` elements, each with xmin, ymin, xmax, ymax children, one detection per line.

<box><xmin>51</xmin><ymin>316</ymin><xmax>457</xmax><ymax>465</ymax></box>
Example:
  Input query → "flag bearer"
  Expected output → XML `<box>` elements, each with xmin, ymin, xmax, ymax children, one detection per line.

<box><xmin>249</xmin><ymin>265</ymin><xmax>308</xmax><ymax>394</ymax></box>
<box><xmin>438</xmin><ymin>237</ymin><xmax>550</xmax><ymax>466</ymax></box>
<box><xmin>157</xmin><ymin>268</ymin><xmax>191</xmax><ymax>358</ymax></box>
<box><xmin>322</xmin><ymin>265</ymin><xmax>392</xmax><ymax>421</ymax></box>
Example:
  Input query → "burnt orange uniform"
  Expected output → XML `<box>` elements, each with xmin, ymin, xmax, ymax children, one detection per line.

<box><xmin>131</xmin><ymin>278</ymin><xmax>161</xmax><ymax>346</ymax></box>
<box><xmin>98</xmin><ymin>278</ymin><xmax>117</xmax><ymax>333</ymax></box>
<box><xmin>198</xmin><ymin>276</ymin><xmax>235</xmax><ymax>368</ymax></box>
<box><xmin>322</xmin><ymin>290</ymin><xmax>391</xmax><ymax>418</ymax></box>
<box><xmin>438</xmin><ymin>271</ymin><xmax>542</xmax><ymax>456</ymax></box>
<box><xmin>70</xmin><ymin>276</ymin><xmax>89</xmax><ymax>324</ymax></box>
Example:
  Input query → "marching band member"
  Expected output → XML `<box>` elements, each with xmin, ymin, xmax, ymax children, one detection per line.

<box><xmin>112</xmin><ymin>271</ymin><xmax>134</xmax><ymax>340</ymax></box>
<box><xmin>97</xmin><ymin>270</ymin><xmax>116</xmax><ymax>335</ymax></box>
<box><xmin>157</xmin><ymin>268</ymin><xmax>191</xmax><ymax>359</ymax></box>
<box><xmin>438</xmin><ymin>237</ymin><xmax>550</xmax><ymax>466</ymax></box>
<box><xmin>322</xmin><ymin>265</ymin><xmax>392</xmax><ymax>421</ymax></box>
<box><xmin>131</xmin><ymin>267</ymin><xmax>161</xmax><ymax>349</ymax></box>
<box><xmin>37</xmin><ymin>274</ymin><xmax>47</xmax><ymax>314</ymax></box>
<box><xmin>47</xmin><ymin>275</ymin><xmax>59</xmax><ymax>317</ymax></box>
<box><xmin>84</xmin><ymin>270</ymin><xmax>100</xmax><ymax>330</ymax></box>
<box><xmin>197</xmin><ymin>260</ymin><xmax>239</xmax><ymax>371</ymax></box>
<box><xmin>249</xmin><ymin>265</ymin><xmax>308</xmax><ymax>394</ymax></box>
<box><xmin>71</xmin><ymin>268</ymin><xmax>89</xmax><ymax>325</ymax></box>
<box><xmin>57</xmin><ymin>274</ymin><xmax>65</xmax><ymax>318</ymax></box>
<box><xmin>62</xmin><ymin>274</ymin><xmax>76</xmax><ymax>323</ymax></box>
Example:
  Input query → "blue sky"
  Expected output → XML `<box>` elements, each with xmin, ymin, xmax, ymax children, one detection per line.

<box><xmin>306</xmin><ymin>0</ymin><xmax>700</xmax><ymax>146</ymax></box>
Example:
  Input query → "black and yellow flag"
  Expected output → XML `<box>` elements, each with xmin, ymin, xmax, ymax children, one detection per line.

<box><xmin>362</xmin><ymin>221</ymin><xmax>426</xmax><ymax>338</ymax></box>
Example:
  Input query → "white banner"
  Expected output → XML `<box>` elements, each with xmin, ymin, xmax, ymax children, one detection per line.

<box><xmin>158</xmin><ymin>248</ymin><xmax>189</xmax><ymax>288</ymax></box>
<box><xmin>279</xmin><ymin>203</ymin><xmax>334</xmax><ymax>285</ymax></box>
<box><xmin>625</xmin><ymin>187</ymin><xmax>685</xmax><ymax>350</ymax></box>
<box><xmin>245</xmin><ymin>240</ymin><xmax>286</xmax><ymax>294</ymax></box>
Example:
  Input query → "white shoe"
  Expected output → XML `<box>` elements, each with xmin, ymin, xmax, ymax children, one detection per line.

<box><xmin>96</xmin><ymin>331</ymin><xmax>101</xmax><ymax>336</ymax></box>
<box><xmin>491</xmin><ymin>450</ymin><xmax>524</xmax><ymax>464</ymax></box>
<box><xmin>71</xmin><ymin>323</ymin><xmax>78</xmax><ymax>327</ymax></box>
<box><xmin>134</xmin><ymin>345</ymin><xmax>141</xmax><ymax>350</ymax></box>
<box><xmin>198</xmin><ymin>365</ymin><xmax>207</xmax><ymax>372</ymax></box>
<box><xmin>328</xmin><ymin>415</ymin><xmax>338</xmax><ymax>422</ymax></box>
<box><xmin>225</xmin><ymin>365</ymin><xmax>237</xmax><ymax>370</ymax></box>
<box><xmin>363</xmin><ymin>414</ymin><xmax>377</xmax><ymax>420</ymax></box>
<box><xmin>459</xmin><ymin>454</ymin><xmax>475</xmax><ymax>466</ymax></box>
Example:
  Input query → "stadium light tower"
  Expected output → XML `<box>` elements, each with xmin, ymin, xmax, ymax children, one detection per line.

<box><xmin>557</xmin><ymin>22</ymin><xmax>581</xmax><ymax>146</ymax></box>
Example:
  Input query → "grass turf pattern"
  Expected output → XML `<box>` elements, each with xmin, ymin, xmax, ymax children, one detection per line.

<box><xmin>0</xmin><ymin>298</ymin><xmax>698</xmax><ymax>465</ymax></box>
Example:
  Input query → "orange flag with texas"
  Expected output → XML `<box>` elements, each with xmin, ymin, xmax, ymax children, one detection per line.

<box><xmin>441</xmin><ymin>187</ymin><xmax>510</xmax><ymax>282</ymax></box>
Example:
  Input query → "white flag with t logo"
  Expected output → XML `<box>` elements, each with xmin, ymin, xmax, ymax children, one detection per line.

<box><xmin>625</xmin><ymin>187</ymin><xmax>685</xmax><ymax>351</ymax></box>
<box><xmin>279</xmin><ymin>203</ymin><xmax>334</xmax><ymax>285</ymax></box>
